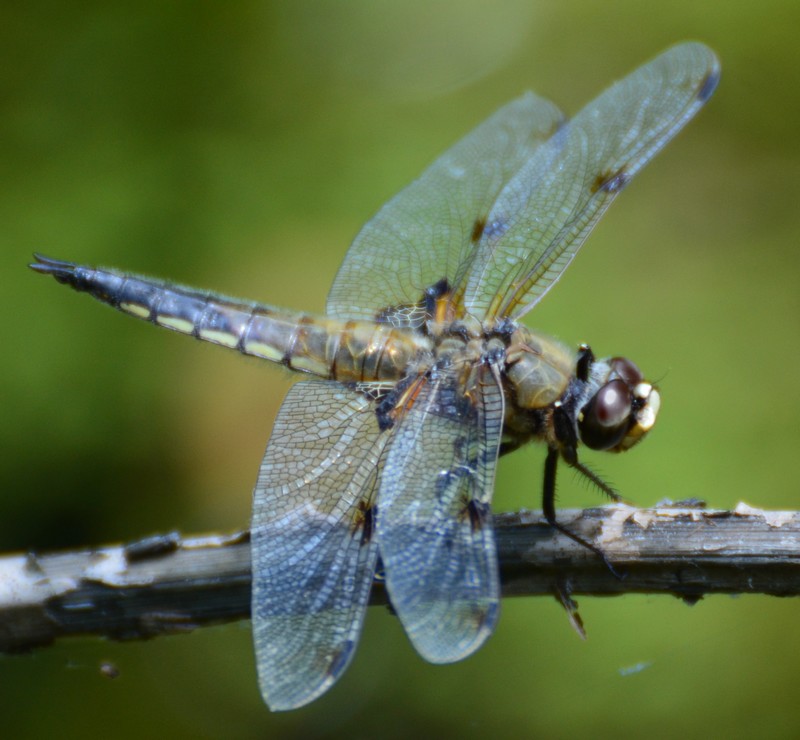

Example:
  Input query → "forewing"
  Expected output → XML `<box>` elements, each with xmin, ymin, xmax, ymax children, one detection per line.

<box><xmin>251</xmin><ymin>380</ymin><xmax>388</xmax><ymax>711</ymax></box>
<box><xmin>326</xmin><ymin>93</ymin><xmax>564</xmax><ymax>321</ymax></box>
<box><xmin>460</xmin><ymin>42</ymin><xmax>720</xmax><ymax>320</ymax></box>
<box><xmin>377</xmin><ymin>361</ymin><xmax>504</xmax><ymax>662</ymax></box>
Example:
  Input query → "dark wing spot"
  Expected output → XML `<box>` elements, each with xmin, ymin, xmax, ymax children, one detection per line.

<box><xmin>424</xmin><ymin>277</ymin><xmax>451</xmax><ymax>316</ymax></box>
<box><xmin>374</xmin><ymin>374</ymin><xmax>418</xmax><ymax>431</ymax></box>
<box><xmin>470</xmin><ymin>217</ymin><xmax>487</xmax><ymax>243</ymax></box>
<box><xmin>430</xmin><ymin>376</ymin><xmax>478</xmax><ymax>422</ymax></box>
<box><xmin>425</xmin><ymin>278</ymin><xmax>451</xmax><ymax>300</ymax></box>
<box><xmin>697</xmin><ymin>68</ymin><xmax>720</xmax><ymax>103</ymax></box>
<box><xmin>327</xmin><ymin>640</ymin><xmax>356</xmax><ymax>678</ymax></box>
<box><xmin>591</xmin><ymin>167</ymin><xmax>629</xmax><ymax>194</ymax></box>
<box><xmin>476</xmin><ymin>600</ymin><xmax>499</xmax><ymax>630</ymax></box>
<box><xmin>375</xmin><ymin>389</ymin><xmax>399</xmax><ymax>431</ymax></box>
<box><xmin>452</xmin><ymin>434</ymin><xmax>468</xmax><ymax>459</ymax></box>
<box><xmin>375</xmin><ymin>406</ymin><xmax>394</xmax><ymax>432</ymax></box>
<box><xmin>466</xmin><ymin>498</ymin><xmax>490</xmax><ymax>533</ymax></box>
<box><xmin>358</xmin><ymin>501</ymin><xmax>375</xmax><ymax>545</ymax></box>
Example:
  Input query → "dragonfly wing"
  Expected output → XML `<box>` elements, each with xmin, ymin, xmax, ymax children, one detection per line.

<box><xmin>459</xmin><ymin>42</ymin><xmax>720</xmax><ymax>321</ymax></box>
<box><xmin>326</xmin><ymin>93</ymin><xmax>564</xmax><ymax>321</ymax></box>
<box><xmin>251</xmin><ymin>380</ymin><xmax>388</xmax><ymax>711</ymax></box>
<box><xmin>377</xmin><ymin>360</ymin><xmax>505</xmax><ymax>662</ymax></box>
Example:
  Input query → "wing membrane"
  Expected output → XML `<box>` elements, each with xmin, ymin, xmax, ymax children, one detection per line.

<box><xmin>377</xmin><ymin>361</ymin><xmax>504</xmax><ymax>662</ymax></box>
<box><xmin>251</xmin><ymin>381</ymin><xmax>388</xmax><ymax>711</ymax></box>
<box><xmin>252</xmin><ymin>42</ymin><xmax>719</xmax><ymax>706</ymax></box>
<box><xmin>326</xmin><ymin>43</ymin><xmax>717</xmax><ymax>324</ymax></box>
<box><xmin>326</xmin><ymin>93</ymin><xmax>564</xmax><ymax>320</ymax></box>
<box><xmin>460</xmin><ymin>42</ymin><xmax>719</xmax><ymax>320</ymax></box>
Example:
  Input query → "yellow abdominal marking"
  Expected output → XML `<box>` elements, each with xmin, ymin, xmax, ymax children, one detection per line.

<box><xmin>288</xmin><ymin>354</ymin><xmax>329</xmax><ymax>375</ymax></box>
<box><xmin>199</xmin><ymin>329</ymin><xmax>239</xmax><ymax>348</ymax></box>
<box><xmin>243</xmin><ymin>340</ymin><xmax>284</xmax><ymax>363</ymax></box>
<box><xmin>119</xmin><ymin>302</ymin><xmax>151</xmax><ymax>319</ymax></box>
<box><xmin>156</xmin><ymin>315</ymin><xmax>195</xmax><ymax>333</ymax></box>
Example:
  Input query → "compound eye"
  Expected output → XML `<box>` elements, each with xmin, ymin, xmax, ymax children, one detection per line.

<box><xmin>609</xmin><ymin>357</ymin><xmax>643</xmax><ymax>387</ymax></box>
<box><xmin>578</xmin><ymin>379</ymin><xmax>633</xmax><ymax>451</ymax></box>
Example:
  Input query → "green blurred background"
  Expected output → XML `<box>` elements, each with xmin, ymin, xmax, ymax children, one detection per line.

<box><xmin>2</xmin><ymin>1</ymin><xmax>799</xmax><ymax>738</ymax></box>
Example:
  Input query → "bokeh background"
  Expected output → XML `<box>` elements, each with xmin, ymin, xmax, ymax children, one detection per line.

<box><xmin>2</xmin><ymin>2</ymin><xmax>799</xmax><ymax>738</ymax></box>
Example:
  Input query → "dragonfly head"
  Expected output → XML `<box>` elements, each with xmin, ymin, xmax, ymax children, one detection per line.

<box><xmin>577</xmin><ymin>357</ymin><xmax>660</xmax><ymax>453</ymax></box>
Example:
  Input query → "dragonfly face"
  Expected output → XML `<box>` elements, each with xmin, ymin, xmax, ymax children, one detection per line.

<box><xmin>31</xmin><ymin>42</ymin><xmax>719</xmax><ymax>711</ymax></box>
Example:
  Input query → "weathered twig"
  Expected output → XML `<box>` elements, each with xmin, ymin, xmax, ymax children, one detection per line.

<box><xmin>1</xmin><ymin>502</ymin><xmax>798</xmax><ymax>654</ymax></box>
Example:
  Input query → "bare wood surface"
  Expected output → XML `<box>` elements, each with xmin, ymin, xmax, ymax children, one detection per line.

<box><xmin>1</xmin><ymin>502</ymin><xmax>798</xmax><ymax>654</ymax></box>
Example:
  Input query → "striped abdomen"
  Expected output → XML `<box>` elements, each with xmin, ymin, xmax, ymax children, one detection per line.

<box><xmin>31</xmin><ymin>255</ymin><xmax>429</xmax><ymax>383</ymax></box>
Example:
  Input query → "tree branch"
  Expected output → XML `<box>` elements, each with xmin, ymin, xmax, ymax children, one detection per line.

<box><xmin>2</xmin><ymin>502</ymin><xmax>798</xmax><ymax>654</ymax></box>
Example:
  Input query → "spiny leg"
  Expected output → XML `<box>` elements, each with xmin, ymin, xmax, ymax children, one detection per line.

<box><xmin>542</xmin><ymin>447</ymin><xmax>622</xmax><ymax>579</ymax></box>
<box><xmin>570</xmin><ymin>460</ymin><xmax>623</xmax><ymax>503</ymax></box>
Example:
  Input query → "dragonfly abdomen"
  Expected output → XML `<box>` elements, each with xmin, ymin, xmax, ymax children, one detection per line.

<box><xmin>31</xmin><ymin>255</ymin><xmax>428</xmax><ymax>381</ymax></box>
<box><xmin>282</xmin><ymin>314</ymin><xmax>431</xmax><ymax>383</ymax></box>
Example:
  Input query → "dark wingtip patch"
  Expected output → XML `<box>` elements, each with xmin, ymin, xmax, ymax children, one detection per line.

<box><xmin>478</xmin><ymin>600</ymin><xmax>500</xmax><ymax>630</ymax></box>
<box><xmin>327</xmin><ymin>640</ymin><xmax>355</xmax><ymax>678</ymax></box>
<box><xmin>470</xmin><ymin>217</ymin><xmax>487</xmax><ymax>243</ymax></box>
<box><xmin>591</xmin><ymin>167</ymin><xmax>629</xmax><ymax>195</ymax></box>
<box><xmin>697</xmin><ymin>67</ymin><xmax>721</xmax><ymax>103</ymax></box>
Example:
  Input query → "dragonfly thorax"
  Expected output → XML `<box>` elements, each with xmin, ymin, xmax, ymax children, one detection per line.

<box><xmin>503</xmin><ymin>325</ymin><xmax>575</xmax><ymax>410</ymax></box>
<box><xmin>502</xmin><ymin>332</ymin><xmax>660</xmax><ymax>455</ymax></box>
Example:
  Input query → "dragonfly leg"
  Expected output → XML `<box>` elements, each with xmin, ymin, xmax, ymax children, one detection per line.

<box><xmin>570</xmin><ymin>460</ymin><xmax>623</xmax><ymax>503</ymax></box>
<box><xmin>542</xmin><ymin>446</ymin><xmax>623</xmax><ymax>579</ymax></box>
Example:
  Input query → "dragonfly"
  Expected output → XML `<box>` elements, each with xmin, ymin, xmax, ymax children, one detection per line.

<box><xmin>31</xmin><ymin>42</ymin><xmax>718</xmax><ymax>711</ymax></box>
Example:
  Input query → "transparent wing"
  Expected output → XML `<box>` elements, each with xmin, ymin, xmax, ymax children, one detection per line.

<box><xmin>376</xmin><ymin>361</ymin><xmax>504</xmax><ymax>662</ymax></box>
<box><xmin>461</xmin><ymin>42</ymin><xmax>720</xmax><ymax>321</ymax></box>
<box><xmin>251</xmin><ymin>380</ymin><xmax>388</xmax><ymax>711</ymax></box>
<box><xmin>326</xmin><ymin>92</ymin><xmax>564</xmax><ymax>320</ymax></box>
